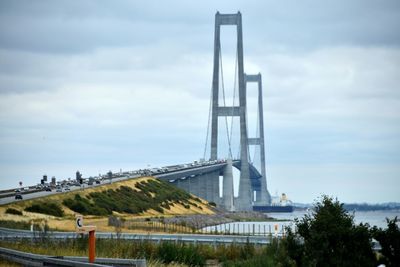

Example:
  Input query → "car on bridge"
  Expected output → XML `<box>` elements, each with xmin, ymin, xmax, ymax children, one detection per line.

<box><xmin>15</xmin><ymin>194</ymin><xmax>23</xmax><ymax>200</ymax></box>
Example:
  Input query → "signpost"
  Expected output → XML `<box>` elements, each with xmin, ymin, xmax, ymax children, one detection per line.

<box><xmin>75</xmin><ymin>215</ymin><xmax>96</xmax><ymax>263</ymax></box>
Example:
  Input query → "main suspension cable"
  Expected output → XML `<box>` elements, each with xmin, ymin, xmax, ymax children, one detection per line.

<box><xmin>202</xmin><ymin>76</ymin><xmax>213</xmax><ymax>160</ymax></box>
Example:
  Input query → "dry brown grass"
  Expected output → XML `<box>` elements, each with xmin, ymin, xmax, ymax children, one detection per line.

<box><xmin>0</xmin><ymin>176</ymin><xmax>214</xmax><ymax>232</ymax></box>
<box><xmin>0</xmin><ymin>259</ymin><xmax>22</xmax><ymax>267</ymax></box>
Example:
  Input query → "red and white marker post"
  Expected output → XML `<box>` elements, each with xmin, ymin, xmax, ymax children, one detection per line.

<box><xmin>76</xmin><ymin>215</ymin><xmax>97</xmax><ymax>263</ymax></box>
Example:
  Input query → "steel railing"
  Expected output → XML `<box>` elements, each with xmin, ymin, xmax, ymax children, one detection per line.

<box><xmin>0</xmin><ymin>247</ymin><xmax>147</xmax><ymax>267</ymax></box>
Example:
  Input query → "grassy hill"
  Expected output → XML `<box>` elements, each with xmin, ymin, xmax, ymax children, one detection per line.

<box><xmin>0</xmin><ymin>177</ymin><xmax>214</xmax><ymax>232</ymax></box>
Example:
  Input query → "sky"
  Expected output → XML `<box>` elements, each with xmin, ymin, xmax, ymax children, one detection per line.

<box><xmin>0</xmin><ymin>0</ymin><xmax>399</xmax><ymax>203</ymax></box>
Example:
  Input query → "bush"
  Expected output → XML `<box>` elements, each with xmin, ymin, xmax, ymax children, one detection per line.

<box><xmin>62</xmin><ymin>179</ymin><xmax>197</xmax><ymax>216</ymax></box>
<box><xmin>371</xmin><ymin>216</ymin><xmax>400</xmax><ymax>267</ymax></box>
<box><xmin>156</xmin><ymin>242</ymin><xmax>206</xmax><ymax>266</ymax></box>
<box><xmin>285</xmin><ymin>195</ymin><xmax>376</xmax><ymax>267</ymax></box>
<box><xmin>25</xmin><ymin>202</ymin><xmax>64</xmax><ymax>217</ymax></box>
<box><xmin>63</xmin><ymin>194</ymin><xmax>108</xmax><ymax>216</ymax></box>
<box><xmin>5</xmin><ymin>208</ymin><xmax>23</xmax><ymax>215</ymax></box>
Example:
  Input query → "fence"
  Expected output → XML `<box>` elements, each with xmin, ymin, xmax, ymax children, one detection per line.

<box><xmin>124</xmin><ymin>220</ymin><xmax>291</xmax><ymax>237</ymax></box>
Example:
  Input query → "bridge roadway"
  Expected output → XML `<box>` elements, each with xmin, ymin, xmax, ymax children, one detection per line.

<box><xmin>0</xmin><ymin>227</ymin><xmax>272</xmax><ymax>245</ymax></box>
<box><xmin>1</xmin><ymin>159</ymin><xmax>265</xmax><ymax>207</ymax></box>
<box><xmin>153</xmin><ymin>161</ymin><xmax>234</xmax><ymax>181</ymax></box>
<box><xmin>0</xmin><ymin>160</ymin><xmax>237</xmax><ymax>205</ymax></box>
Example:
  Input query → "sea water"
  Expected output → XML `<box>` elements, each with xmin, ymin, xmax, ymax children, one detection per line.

<box><xmin>202</xmin><ymin>210</ymin><xmax>400</xmax><ymax>235</ymax></box>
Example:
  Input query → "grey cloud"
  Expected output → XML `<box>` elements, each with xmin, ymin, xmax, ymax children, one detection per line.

<box><xmin>0</xmin><ymin>1</ymin><xmax>399</xmax><ymax>202</ymax></box>
<box><xmin>1</xmin><ymin>0</ymin><xmax>399</xmax><ymax>56</ymax></box>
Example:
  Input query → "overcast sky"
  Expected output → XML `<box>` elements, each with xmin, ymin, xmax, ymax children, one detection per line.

<box><xmin>0</xmin><ymin>1</ymin><xmax>399</xmax><ymax>203</ymax></box>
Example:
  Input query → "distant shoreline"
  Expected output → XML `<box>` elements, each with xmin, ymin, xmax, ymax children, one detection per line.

<box><xmin>293</xmin><ymin>203</ymin><xmax>400</xmax><ymax>212</ymax></box>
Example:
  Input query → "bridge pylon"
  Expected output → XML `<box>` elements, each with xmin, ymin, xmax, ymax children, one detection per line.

<box><xmin>245</xmin><ymin>73</ymin><xmax>271</xmax><ymax>205</ymax></box>
<box><xmin>210</xmin><ymin>12</ymin><xmax>252</xmax><ymax>211</ymax></box>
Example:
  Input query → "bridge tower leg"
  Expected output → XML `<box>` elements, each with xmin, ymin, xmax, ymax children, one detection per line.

<box><xmin>210</xmin><ymin>12</ymin><xmax>252</xmax><ymax>211</ymax></box>
<box><xmin>212</xmin><ymin>174</ymin><xmax>220</xmax><ymax>205</ymax></box>
<box><xmin>245</xmin><ymin>74</ymin><xmax>271</xmax><ymax>205</ymax></box>
<box><xmin>223</xmin><ymin>159</ymin><xmax>235</xmax><ymax>211</ymax></box>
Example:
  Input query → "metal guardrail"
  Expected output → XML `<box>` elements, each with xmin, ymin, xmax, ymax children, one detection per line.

<box><xmin>0</xmin><ymin>247</ymin><xmax>147</xmax><ymax>267</ymax></box>
<box><xmin>0</xmin><ymin>227</ymin><xmax>272</xmax><ymax>245</ymax></box>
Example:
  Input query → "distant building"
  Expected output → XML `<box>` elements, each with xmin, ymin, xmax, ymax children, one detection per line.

<box><xmin>76</xmin><ymin>171</ymin><xmax>82</xmax><ymax>182</ymax></box>
<box><xmin>43</xmin><ymin>175</ymin><xmax>47</xmax><ymax>182</ymax></box>
<box><xmin>51</xmin><ymin>176</ymin><xmax>56</xmax><ymax>186</ymax></box>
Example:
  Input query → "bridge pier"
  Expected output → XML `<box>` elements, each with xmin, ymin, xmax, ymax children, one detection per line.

<box><xmin>190</xmin><ymin>176</ymin><xmax>200</xmax><ymax>197</ymax></box>
<box><xmin>199</xmin><ymin>175</ymin><xmax>208</xmax><ymax>200</ymax></box>
<box><xmin>223</xmin><ymin>159</ymin><xmax>235</xmax><ymax>211</ymax></box>
<box><xmin>179</xmin><ymin>178</ymin><xmax>190</xmax><ymax>192</ymax></box>
<box><xmin>212</xmin><ymin>173</ymin><xmax>221</xmax><ymax>205</ymax></box>
<box><xmin>172</xmin><ymin>171</ymin><xmax>223</xmax><ymax>207</ymax></box>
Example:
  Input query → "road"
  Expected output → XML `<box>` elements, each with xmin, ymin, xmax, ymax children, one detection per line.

<box><xmin>0</xmin><ymin>173</ymin><xmax>147</xmax><ymax>205</ymax></box>
<box><xmin>0</xmin><ymin>160</ymin><xmax>231</xmax><ymax>206</ymax></box>
<box><xmin>0</xmin><ymin>186</ymin><xmax>76</xmax><ymax>205</ymax></box>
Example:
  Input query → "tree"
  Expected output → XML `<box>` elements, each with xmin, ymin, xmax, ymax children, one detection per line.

<box><xmin>284</xmin><ymin>195</ymin><xmax>376</xmax><ymax>267</ymax></box>
<box><xmin>371</xmin><ymin>216</ymin><xmax>400</xmax><ymax>266</ymax></box>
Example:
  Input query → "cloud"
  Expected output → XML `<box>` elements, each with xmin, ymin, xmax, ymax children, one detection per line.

<box><xmin>0</xmin><ymin>1</ymin><xmax>399</xmax><ymax>202</ymax></box>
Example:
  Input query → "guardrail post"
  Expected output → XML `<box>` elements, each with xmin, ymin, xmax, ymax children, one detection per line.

<box><xmin>76</xmin><ymin>215</ymin><xmax>96</xmax><ymax>264</ymax></box>
<box><xmin>89</xmin><ymin>230</ymin><xmax>95</xmax><ymax>263</ymax></box>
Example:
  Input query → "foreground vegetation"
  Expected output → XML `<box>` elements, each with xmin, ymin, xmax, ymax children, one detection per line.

<box><xmin>0</xmin><ymin>238</ymin><xmax>288</xmax><ymax>267</ymax></box>
<box><xmin>1</xmin><ymin>196</ymin><xmax>399</xmax><ymax>266</ymax></box>
<box><xmin>0</xmin><ymin>258</ymin><xmax>21</xmax><ymax>267</ymax></box>
<box><xmin>283</xmin><ymin>195</ymin><xmax>399</xmax><ymax>267</ymax></box>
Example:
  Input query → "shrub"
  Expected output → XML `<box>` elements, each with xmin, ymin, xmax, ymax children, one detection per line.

<box><xmin>25</xmin><ymin>202</ymin><xmax>64</xmax><ymax>217</ymax></box>
<box><xmin>5</xmin><ymin>208</ymin><xmax>23</xmax><ymax>215</ymax></box>
<box><xmin>62</xmin><ymin>179</ymin><xmax>197</xmax><ymax>216</ymax></box>
<box><xmin>208</xmin><ymin>202</ymin><xmax>217</xmax><ymax>207</ymax></box>
<box><xmin>156</xmin><ymin>242</ymin><xmax>206</xmax><ymax>266</ymax></box>
<box><xmin>371</xmin><ymin>216</ymin><xmax>400</xmax><ymax>267</ymax></box>
<box><xmin>63</xmin><ymin>194</ymin><xmax>108</xmax><ymax>216</ymax></box>
<box><xmin>285</xmin><ymin>195</ymin><xmax>376</xmax><ymax>267</ymax></box>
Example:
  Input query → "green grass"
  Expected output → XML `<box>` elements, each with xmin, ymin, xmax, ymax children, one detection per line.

<box><xmin>0</xmin><ymin>220</ymin><xmax>31</xmax><ymax>230</ymax></box>
<box><xmin>63</xmin><ymin>179</ymin><xmax>198</xmax><ymax>216</ymax></box>
<box><xmin>0</xmin><ymin>258</ymin><xmax>22</xmax><ymax>267</ymax></box>
<box><xmin>5</xmin><ymin>208</ymin><xmax>23</xmax><ymax>216</ymax></box>
<box><xmin>0</xmin><ymin>238</ymin><xmax>286</xmax><ymax>267</ymax></box>
<box><xmin>25</xmin><ymin>201</ymin><xmax>64</xmax><ymax>217</ymax></box>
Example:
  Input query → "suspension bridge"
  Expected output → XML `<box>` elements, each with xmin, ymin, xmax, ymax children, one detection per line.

<box><xmin>157</xmin><ymin>12</ymin><xmax>272</xmax><ymax>211</ymax></box>
<box><xmin>0</xmin><ymin>12</ymin><xmax>272</xmax><ymax>211</ymax></box>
